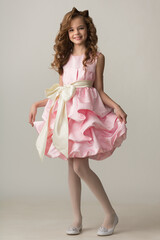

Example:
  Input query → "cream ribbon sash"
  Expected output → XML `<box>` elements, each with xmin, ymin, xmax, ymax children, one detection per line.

<box><xmin>36</xmin><ymin>80</ymin><xmax>93</xmax><ymax>161</ymax></box>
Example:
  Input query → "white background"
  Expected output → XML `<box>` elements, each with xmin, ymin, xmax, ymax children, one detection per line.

<box><xmin>1</xmin><ymin>0</ymin><xmax>160</xmax><ymax>206</ymax></box>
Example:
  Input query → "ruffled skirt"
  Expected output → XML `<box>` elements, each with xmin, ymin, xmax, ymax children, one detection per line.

<box><xmin>33</xmin><ymin>87</ymin><xmax>127</xmax><ymax>160</ymax></box>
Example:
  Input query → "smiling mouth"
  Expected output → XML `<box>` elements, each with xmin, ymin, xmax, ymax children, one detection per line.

<box><xmin>74</xmin><ymin>36</ymin><xmax>82</xmax><ymax>40</ymax></box>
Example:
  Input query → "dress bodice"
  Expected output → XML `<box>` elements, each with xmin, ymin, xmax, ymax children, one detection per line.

<box><xmin>62</xmin><ymin>52</ymin><xmax>100</xmax><ymax>85</ymax></box>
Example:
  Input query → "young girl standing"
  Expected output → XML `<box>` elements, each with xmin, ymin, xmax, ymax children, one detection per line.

<box><xmin>29</xmin><ymin>7</ymin><xmax>127</xmax><ymax>236</ymax></box>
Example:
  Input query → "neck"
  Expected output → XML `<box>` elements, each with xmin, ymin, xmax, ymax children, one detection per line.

<box><xmin>72</xmin><ymin>46</ymin><xmax>86</xmax><ymax>55</ymax></box>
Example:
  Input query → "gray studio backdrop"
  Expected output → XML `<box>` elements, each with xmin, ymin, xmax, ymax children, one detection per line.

<box><xmin>1</xmin><ymin>0</ymin><xmax>160</xmax><ymax>205</ymax></box>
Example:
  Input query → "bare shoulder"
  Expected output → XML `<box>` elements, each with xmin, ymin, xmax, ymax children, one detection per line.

<box><xmin>93</xmin><ymin>52</ymin><xmax>105</xmax><ymax>91</ymax></box>
<box><xmin>97</xmin><ymin>52</ymin><xmax>105</xmax><ymax>65</ymax></box>
<box><xmin>96</xmin><ymin>52</ymin><xmax>105</xmax><ymax>74</ymax></box>
<box><xmin>97</xmin><ymin>52</ymin><xmax>105</xmax><ymax>58</ymax></box>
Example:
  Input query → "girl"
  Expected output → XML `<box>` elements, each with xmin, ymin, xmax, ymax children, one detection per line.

<box><xmin>29</xmin><ymin>7</ymin><xmax>127</xmax><ymax>236</ymax></box>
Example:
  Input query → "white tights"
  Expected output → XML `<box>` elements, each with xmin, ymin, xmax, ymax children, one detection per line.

<box><xmin>68</xmin><ymin>157</ymin><xmax>116</xmax><ymax>229</ymax></box>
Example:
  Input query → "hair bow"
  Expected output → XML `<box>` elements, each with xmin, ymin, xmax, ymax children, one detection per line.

<box><xmin>82</xmin><ymin>10</ymin><xmax>89</xmax><ymax>17</ymax></box>
<box><xmin>71</xmin><ymin>7</ymin><xmax>89</xmax><ymax>17</ymax></box>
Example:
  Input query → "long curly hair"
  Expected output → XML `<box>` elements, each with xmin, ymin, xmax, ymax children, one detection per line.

<box><xmin>50</xmin><ymin>7</ymin><xmax>99</xmax><ymax>75</ymax></box>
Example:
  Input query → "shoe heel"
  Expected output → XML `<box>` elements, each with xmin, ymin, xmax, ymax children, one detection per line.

<box><xmin>97</xmin><ymin>214</ymin><xmax>119</xmax><ymax>236</ymax></box>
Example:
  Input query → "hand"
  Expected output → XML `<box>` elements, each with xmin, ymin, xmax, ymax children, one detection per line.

<box><xmin>29</xmin><ymin>103</ymin><xmax>37</xmax><ymax>127</ymax></box>
<box><xmin>114</xmin><ymin>105</ymin><xmax>127</xmax><ymax>124</ymax></box>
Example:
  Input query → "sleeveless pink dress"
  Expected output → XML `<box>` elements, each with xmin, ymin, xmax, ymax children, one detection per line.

<box><xmin>33</xmin><ymin>52</ymin><xmax>127</xmax><ymax>161</ymax></box>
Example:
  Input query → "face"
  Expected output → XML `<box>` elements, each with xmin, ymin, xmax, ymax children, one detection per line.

<box><xmin>68</xmin><ymin>16</ymin><xmax>88</xmax><ymax>46</ymax></box>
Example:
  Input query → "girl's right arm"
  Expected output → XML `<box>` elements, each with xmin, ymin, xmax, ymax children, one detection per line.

<box><xmin>34</xmin><ymin>98</ymin><xmax>48</xmax><ymax>108</ymax></box>
<box><xmin>29</xmin><ymin>74</ymin><xmax>63</xmax><ymax>127</ymax></box>
<box><xmin>29</xmin><ymin>98</ymin><xmax>48</xmax><ymax>127</ymax></box>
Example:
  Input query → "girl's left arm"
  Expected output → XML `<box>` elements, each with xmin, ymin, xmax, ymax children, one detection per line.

<box><xmin>94</xmin><ymin>53</ymin><xmax>127</xmax><ymax>123</ymax></box>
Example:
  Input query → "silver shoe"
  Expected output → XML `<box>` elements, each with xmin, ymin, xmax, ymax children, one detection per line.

<box><xmin>97</xmin><ymin>214</ymin><xmax>119</xmax><ymax>236</ymax></box>
<box><xmin>66</xmin><ymin>225</ymin><xmax>82</xmax><ymax>235</ymax></box>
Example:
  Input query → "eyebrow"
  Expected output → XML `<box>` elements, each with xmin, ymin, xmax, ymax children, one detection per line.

<box><xmin>69</xmin><ymin>25</ymin><xmax>85</xmax><ymax>29</ymax></box>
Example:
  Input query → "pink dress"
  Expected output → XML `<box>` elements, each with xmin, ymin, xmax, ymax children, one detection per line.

<box><xmin>33</xmin><ymin>52</ymin><xmax>127</xmax><ymax>161</ymax></box>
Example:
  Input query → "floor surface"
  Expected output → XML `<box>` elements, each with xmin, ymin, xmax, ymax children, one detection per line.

<box><xmin>0</xmin><ymin>197</ymin><xmax>160</xmax><ymax>240</ymax></box>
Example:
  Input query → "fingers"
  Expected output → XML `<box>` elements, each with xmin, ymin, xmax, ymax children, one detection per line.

<box><xmin>118</xmin><ymin>113</ymin><xmax>127</xmax><ymax>124</ymax></box>
<box><xmin>122</xmin><ymin>114</ymin><xmax>127</xmax><ymax>124</ymax></box>
<box><xmin>32</xmin><ymin>115</ymin><xmax>35</xmax><ymax>123</ymax></box>
<box><xmin>29</xmin><ymin>104</ymin><xmax>37</xmax><ymax>127</ymax></box>
<box><xmin>124</xmin><ymin>113</ymin><xmax>127</xmax><ymax>123</ymax></box>
<box><xmin>29</xmin><ymin>113</ymin><xmax>34</xmax><ymax>127</ymax></box>
<box><xmin>32</xmin><ymin>116</ymin><xmax>35</xmax><ymax>127</ymax></box>
<box><xmin>29</xmin><ymin>113</ymin><xmax>32</xmax><ymax>125</ymax></box>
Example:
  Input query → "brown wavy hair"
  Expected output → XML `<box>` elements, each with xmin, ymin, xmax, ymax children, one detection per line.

<box><xmin>50</xmin><ymin>7</ymin><xmax>99</xmax><ymax>75</ymax></box>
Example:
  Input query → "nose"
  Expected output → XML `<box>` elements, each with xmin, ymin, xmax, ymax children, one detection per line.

<box><xmin>75</xmin><ymin>28</ymin><xmax>80</xmax><ymax>34</ymax></box>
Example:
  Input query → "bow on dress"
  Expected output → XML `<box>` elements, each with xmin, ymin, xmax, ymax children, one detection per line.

<box><xmin>35</xmin><ymin>79</ymin><xmax>93</xmax><ymax>161</ymax></box>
